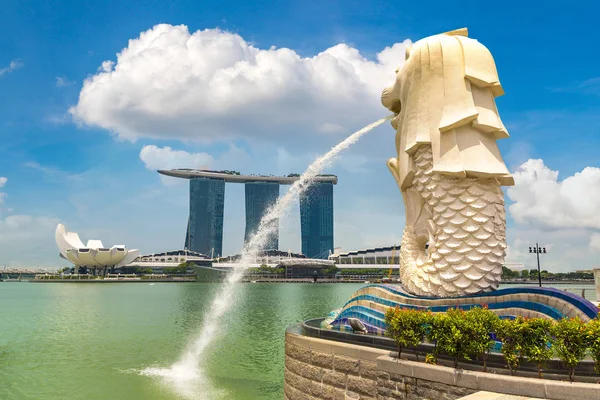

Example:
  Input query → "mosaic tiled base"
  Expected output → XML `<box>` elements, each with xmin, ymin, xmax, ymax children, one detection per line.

<box><xmin>327</xmin><ymin>285</ymin><xmax>599</xmax><ymax>335</ymax></box>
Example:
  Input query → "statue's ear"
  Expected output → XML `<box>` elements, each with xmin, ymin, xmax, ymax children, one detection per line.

<box><xmin>405</xmin><ymin>45</ymin><xmax>412</xmax><ymax>60</ymax></box>
<box><xmin>443</xmin><ymin>27</ymin><xmax>468</xmax><ymax>37</ymax></box>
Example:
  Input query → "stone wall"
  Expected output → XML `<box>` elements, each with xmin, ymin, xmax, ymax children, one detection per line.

<box><xmin>284</xmin><ymin>331</ymin><xmax>474</xmax><ymax>400</ymax></box>
<box><xmin>284</xmin><ymin>329</ymin><xmax>600</xmax><ymax>400</ymax></box>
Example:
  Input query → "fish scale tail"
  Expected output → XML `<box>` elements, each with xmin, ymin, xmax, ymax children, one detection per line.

<box><xmin>401</xmin><ymin>145</ymin><xmax>506</xmax><ymax>297</ymax></box>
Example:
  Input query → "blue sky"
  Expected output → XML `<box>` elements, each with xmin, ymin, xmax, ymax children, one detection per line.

<box><xmin>0</xmin><ymin>0</ymin><xmax>599</xmax><ymax>271</ymax></box>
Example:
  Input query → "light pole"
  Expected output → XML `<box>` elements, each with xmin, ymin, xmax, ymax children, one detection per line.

<box><xmin>528</xmin><ymin>243</ymin><xmax>547</xmax><ymax>288</ymax></box>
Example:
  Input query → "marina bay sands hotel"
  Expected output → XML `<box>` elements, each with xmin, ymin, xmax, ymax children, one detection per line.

<box><xmin>158</xmin><ymin>169</ymin><xmax>337</xmax><ymax>259</ymax></box>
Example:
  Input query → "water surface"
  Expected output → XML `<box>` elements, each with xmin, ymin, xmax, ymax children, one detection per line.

<box><xmin>0</xmin><ymin>282</ymin><xmax>595</xmax><ymax>399</ymax></box>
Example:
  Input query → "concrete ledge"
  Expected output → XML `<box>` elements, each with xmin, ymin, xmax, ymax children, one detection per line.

<box><xmin>378</xmin><ymin>355</ymin><xmax>600</xmax><ymax>400</ymax></box>
<box><xmin>285</xmin><ymin>327</ymin><xmax>600</xmax><ymax>400</ymax></box>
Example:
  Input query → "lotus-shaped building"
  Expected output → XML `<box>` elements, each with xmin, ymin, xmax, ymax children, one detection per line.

<box><xmin>55</xmin><ymin>224</ymin><xmax>140</xmax><ymax>272</ymax></box>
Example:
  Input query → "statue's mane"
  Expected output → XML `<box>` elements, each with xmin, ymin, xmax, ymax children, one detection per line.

<box><xmin>443</xmin><ymin>27</ymin><xmax>469</xmax><ymax>37</ymax></box>
<box><xmin>394</xmin><ymin>29</ymin><xmax>514</xmax><ymax>188</ymax></box>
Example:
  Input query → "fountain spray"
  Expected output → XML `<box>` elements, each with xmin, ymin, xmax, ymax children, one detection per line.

<box><xmin>141</xmin><ymin>115</ymin><xmax>392</xmax><ymax>399</ymax></box>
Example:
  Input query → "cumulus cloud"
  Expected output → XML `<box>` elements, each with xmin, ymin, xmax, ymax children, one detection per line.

<box><xmin>56</xmin><ymin>76</ymin><xmax>75</xmax><ymax>87</ymax></box>
<box><xmin>139</xmin><ymin>145</ymin><xmax>214</xmax><ymax>185</ymax></box>
<box><xmin>507</xmin><ymin>159</ymin><xmax>600</xmax><ymax>229</ymax></box>
<box><xmin>70</xmin><ymin>24</ymin><xmax>408</xmax><ymax>144</ymax></box>
<box><xmin>591</xmin><ymin>233</ymin><xmax>600</xmax><ymax>253</ymax></box>
<box><xmin>0</xmin><ymin>59</ymin><xmax>23</xmax><ymax>77</ymax></box>
<box><xmin>0</xmin><ymin>179</ymin><xmax>63</xmax><ymax>266</ymax></box>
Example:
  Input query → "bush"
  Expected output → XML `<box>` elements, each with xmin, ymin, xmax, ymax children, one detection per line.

<box><xmin>384</xmin><ymin>307</ymin><xmax>600</xmax><ymax>380</ymax></box>
<box><xmin>464</xmin><ymin>306</ymin><xmax>499</xmax><ymax>372</ymax></box>
<box><xmin>495</xmin><ymin>317</ymin><xmax>528</xmax><ymax>375</ymax></box>
<box><xmin>552</xmin><ymin>317</ymin><xmax>589</xmax><ymax>382</ymax></box>
<box><xmin>521</xmin><ymin>318</ymin><xmax>554</xmax><ymax>378</ymax></box>
<box><xmin>586</xmin><ymin>318</ymin><xmax>600</xmax><ymax>374</ymax></box>
<box><xmin>385</xmin><ymin>307</ymin><xmax>429</xmax><ymax>359</ymax></box>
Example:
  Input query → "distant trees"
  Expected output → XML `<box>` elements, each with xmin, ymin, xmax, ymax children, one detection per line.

<box><xmin>247</xmin><ymin>265</ymin><xmax>284</xmax><ymax>275</ymax></box>
<box><xmin>164</xmin><ymin>261</ymin><xmax>195</xmax><ymax>275</ymax></box>
<box><xmin>502</xmin><ymin>267</ymin><xmax>593</xmax><ymax>281</ymax></box>
<box><xmin>501</xmin><ymin>266</ymin><xmax>520</xmax><ymax>279</ymax></box>
<box><xmin>322</xmin><ymin>265</ymin><xmax>339</xmax><ymax>277</ymax></box>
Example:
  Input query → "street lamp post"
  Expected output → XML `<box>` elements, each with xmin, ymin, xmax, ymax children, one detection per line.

<box><xmin>528</xmin><ymin>243</ymin><xmax>547</xmax><ymax>288</ymax></box>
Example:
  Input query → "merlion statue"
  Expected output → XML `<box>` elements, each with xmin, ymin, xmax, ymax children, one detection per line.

<box><xmin>382</xmin><ymin>28</ymin><xmax>514</xmax><ymax>297</ymax></box>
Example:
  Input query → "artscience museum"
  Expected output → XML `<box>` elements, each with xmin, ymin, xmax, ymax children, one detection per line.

<box><xmin>55</xmin><ymin>224</ymin><xmax>140</xmax><ymax>274</ymax></box>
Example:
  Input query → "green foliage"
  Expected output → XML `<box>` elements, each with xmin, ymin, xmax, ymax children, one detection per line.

<box><xmin>248</xmin><ymin>265</ymin><xmax>284</xmax><ymax>275</ymax></box>
<box><xmin>385</xmin><ymin>307</ymin><xmax>429</xmax><ymax>358</ymax></box>
<box><xmin>164</xmin><ymin>263</ymin><xmax>190</xmax><ymax>275</ymax></box>
<box><xmin>502</xmin><ymin>266</ymin><xmax>520</xmax><ymax>279</ymax></box>
<box><xmin>322</xmin><ymin>265</ymin><xmax>339</xmax><ymax>276</ymax></box>
<box><xmin>339</xmin><ymin>269</ymin><xmax>389</xmax><ymax>276</ymax></box>
<box><xmin>429</xmin><ymin>309</ymin><xmax>473</xmax><ymax>368</ymax></box>
<box><xmin>495</xmin><ymin>317</ymin><xmax>528</xmax><ymax>375</ymax></box>
<box><xmin>520</xmin><ymin>270</ymin><xmax>529</xmax><ymax>279</ymax></box>
<box><xmin>385</xmin><ymin>307</ymin><xmax>600</xmax><ymax>380</ymax></box>
<box><xmin>424</xmin><ymin>353</ymin><xmax>436</xmax><ymax>365</ymax></box>
<box><xmin>552</xmin><ymin>317</ymin><xmax>589</xmax><ymax>382</ymax></box>
<box><xmin>464</xmin><ymin>306</ymin><xmax>498</xmax><ymax>372</ymax></box>
<box><xmin>522</xmin><ymin>318</ymin><xmax>554</xmax><ymax>378</ymax></box>
<box><xmin>586</xmin><ymin>318</ymin><xmax>600</xmax><ymax>374</ymax></box>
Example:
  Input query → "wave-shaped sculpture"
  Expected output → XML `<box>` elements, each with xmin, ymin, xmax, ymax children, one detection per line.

<box><xmin>382</xmin><ymin>28</ymin><xmax>513</xmax><ymax>297</ymax></box>
<box><xmin>327</xmin><ymin>285</ymin><xmax>599</xmax><ymax>334</ymax></box>
<box><xmin>55</xmin><ymin>223</ymin><xmax>140</xmax><ymax>268</ymax></box>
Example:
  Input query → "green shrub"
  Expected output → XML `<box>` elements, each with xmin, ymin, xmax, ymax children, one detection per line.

<box><xmin>553</xmin><ymin>317</ymin><xmax>589</xmax><ymax>382</ymax></box>
<box><xmin>428</xmin><ymin>308</ymin><xmax>472</xmax><ymax>368</ymax></box>
<box><xmin>383</xmin><ymin>306</ymin><xmax>600</xmax><ymax>380</ymax></box>
<box><xmin>586</xmin><ymin>318</ymin><xmax>600</xmax><ymax>375</ymax></box>
<box><xmin>522</xmin><ymin>318</ymin><xmax>554</xmax><ymax>378</ymax></box>
<box><xmin>464</xmin><ymin>306</ymin><xmax>499</xmax><ymax>372</ymax></box>
<box><xmin>495</xmin><ymin>317</ymin><xmax>528</xmax><ymax>375</ymax></box>
<box><xmin>385</xmin><ymin>307</ymin><xmax>428</xmax><ymax>359</ymax></box>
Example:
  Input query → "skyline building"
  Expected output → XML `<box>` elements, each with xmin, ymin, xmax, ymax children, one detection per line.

<box><xmin>159</xmin><ymin>169</ymin><xmax>337</xmax><ymax>258</ymax></box>
<box><xmin>245</xmin><ymin>181</ymin><xmax>280</xmax><ymax>251</ymax></box>
<box><xmin>300</xmin><ymin>182</ymin><xmax>334</xmax><ymax>259</ymax></box>
<box><xmin>185</xmin><ymin>177</ymin><xmax>225</xmax><ymax>257</ymax></box>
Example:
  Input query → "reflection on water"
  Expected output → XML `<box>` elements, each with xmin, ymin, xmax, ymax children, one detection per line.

<box><xmin>0</xmin><ymin>282</ymin><xmax>595</xmax><ymax>400</ymax></box>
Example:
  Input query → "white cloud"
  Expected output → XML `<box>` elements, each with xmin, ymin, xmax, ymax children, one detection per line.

<box><xmin>0</xmin><ymin>59</ymin><xmax>23</xmax><ymax>77</ymax></box>
<box><xmin>70</xmin><ymin>24</ymin><xmax>408</xmax><ymax>144</ymax></box>
<box><xmin>0</xmin><ymin>215</ymin><xmax>63</xmax><ymax>266</ymax></box>
<box><xmin>505</xmin><ymin>227</ymin><xmax>598</xmax><ymax>272</ymax></box>
<box><xmin>56</xmin><ymin>76</ymin><xmax>75</xmax><ymax>87</ymax></box>
<box><xmin>591</xmin><ymin>233</ymin><xmax>600</xmax><ymax>253</ymax></box>
<box><xmin>318</xmin><ymin>122</ymin><xmax>346</xmax><ymax>134</ymax></box>
<box><xmin>24</xmin><ymin>162</ymin><xmax>83</xmax><ymax>182</ymax></box>
<box><xmin>0</xmin><ymin>176</ymin><xmax>7</xmax><ymax>204</ymax></box>
<box><xmin>139</xmin><ymin>145</ymin><xmax>214</xmax><ymax>185</ymax></box>
<box><xmin>507</xmin><ymin>159</ymin><xmax>600</xmax><ymax>229</ymax></box>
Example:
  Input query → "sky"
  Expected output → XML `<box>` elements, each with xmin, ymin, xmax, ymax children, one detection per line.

<box><xmin>0</xmin><ymin>0</ymin><xmax>599</xmax><ymax>272</ymax></box>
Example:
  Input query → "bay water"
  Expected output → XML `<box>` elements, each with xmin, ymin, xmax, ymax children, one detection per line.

<box><xmin>0</xmin><ymin>282</ymin><xmax>595</xmax><ymax>399</ymax></box>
